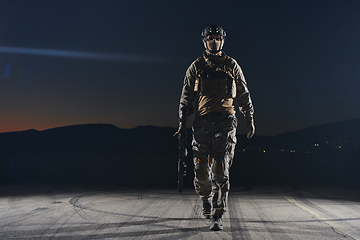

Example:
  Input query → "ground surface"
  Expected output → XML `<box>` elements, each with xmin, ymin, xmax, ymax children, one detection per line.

<box><xmin>1</xmin><ymin>184</ymin><xmax>360</xmax><ymax>239</ymax></box>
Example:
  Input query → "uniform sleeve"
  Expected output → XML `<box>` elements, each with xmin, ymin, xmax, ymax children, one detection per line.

<box><xmin>179</xmin><ymin>60</ymin><xmax>198</xmax><ymax>121</ymax></box>
<box><xmin>232</xmin><ymin>59</ymin><xmax>254</xmax><ymax>117</ymax></box>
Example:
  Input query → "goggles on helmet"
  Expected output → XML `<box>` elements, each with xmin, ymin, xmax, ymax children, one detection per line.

<box><xmin>206</xmin><ymin>35</ymin><xmax>223</xmax><ymax>41</ymax></box>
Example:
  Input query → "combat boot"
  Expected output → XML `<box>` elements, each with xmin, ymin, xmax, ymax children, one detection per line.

<box><xmin>210</xmin><ymin>215</ymin><xmax>223</xmax><ymax>231</ymax></box>
<box><xmin>202</xmin><ymin>201</ymin><xmax>211</xmax><ymax>219</ymax></box>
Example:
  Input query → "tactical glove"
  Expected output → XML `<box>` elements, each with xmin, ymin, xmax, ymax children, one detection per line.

<box><xmin>245</xmin><ymin>114</ymin><xmax>255</xmax><ymax>139</ymax></box>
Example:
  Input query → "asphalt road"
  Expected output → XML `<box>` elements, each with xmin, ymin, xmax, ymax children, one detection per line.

<box><xmin>1</xmin><ymin>184</ymin><xmax>360</xmax><ymax>239</ymax></box>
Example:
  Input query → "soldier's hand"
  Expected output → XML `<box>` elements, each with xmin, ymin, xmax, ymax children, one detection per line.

<box><xmin>173</xmin><ymin>126</ymin><xmax>181</xmax><ymax>138</ymax></box>
<box><xmin>246</xmin><ymin>121</ymin><xmax>255</xmax><ymax>138</ymax></box>
<box><xmin>245</xmin><ymin>115</ymin><xmax>255</xmax><ymax>139</ymax></box>
<box><xmin>173</xmin><ymin>123</ymin><xmax>187</xmax><ymax>140</ymax></box>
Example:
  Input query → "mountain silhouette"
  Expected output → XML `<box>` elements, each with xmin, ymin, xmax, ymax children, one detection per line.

<box><xmin>0</xmin><ymin>119</ymin><xmax>359</xmax><ymax>187</ymax></box>
<box><xmin>275</xmin><ymin>118</ymin><xmax>360</xmax><ymax>149</ymax></box>
<box><xmin>0</xmin><ymin>124</ymin><xmax>178</xmax><ymax>187</ymax></box>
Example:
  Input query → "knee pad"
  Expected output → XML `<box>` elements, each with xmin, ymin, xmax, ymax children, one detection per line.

<box><xmin>194</xmin><ymin>162</ymin><xmax>210</xmax><ymax>182</ymax></box>
<box><xmin>212</xmin><ymin>174</ymin><xmax>228</xmax><ymax>185</ymax></box>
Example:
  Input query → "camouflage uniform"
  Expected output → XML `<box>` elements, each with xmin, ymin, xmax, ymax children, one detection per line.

<box><xmin>178</xmin><ymin>51</ymin><xmax>254</xmax><ymax>217</ymax></box>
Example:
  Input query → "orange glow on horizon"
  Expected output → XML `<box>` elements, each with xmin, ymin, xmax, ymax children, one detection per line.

<box><xmin>0</xmin><ymin>122</ymin><xmax>68</xmax><ymax>133</ymax></box>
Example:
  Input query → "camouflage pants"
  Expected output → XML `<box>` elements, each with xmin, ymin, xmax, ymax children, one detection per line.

<box><xmin>192</xmin><ymin>113</ymin><xmax>237</xmax><ymax>217</ymax></box>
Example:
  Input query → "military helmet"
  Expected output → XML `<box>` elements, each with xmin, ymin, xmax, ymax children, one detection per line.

<box><xmin>201</xmin><ymin>25</ymin><xmax>226</xmax><ymax>38</ymax></box>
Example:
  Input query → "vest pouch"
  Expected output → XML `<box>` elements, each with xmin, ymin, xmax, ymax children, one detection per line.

<box><xmin>199</xmin><ymin>77</ymin><xmax>229</xmax><ymax>97</ymax></box>
<box><xmin>197</xmin><ymin>63</ymin><xmax>235</xmax><ymax>98</ymax></box>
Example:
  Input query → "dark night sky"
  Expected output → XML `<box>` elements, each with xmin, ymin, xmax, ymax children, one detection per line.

<box><xmin>0</xmin><ymin>0</ymin><xmax>360</xmax><ymax>136</ymax></box>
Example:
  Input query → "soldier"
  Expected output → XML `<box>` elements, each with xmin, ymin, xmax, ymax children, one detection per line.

<box><xmin>175</xmin><ymin>25</ymin><xmax>255</xmax><ymax>231</ymax></box>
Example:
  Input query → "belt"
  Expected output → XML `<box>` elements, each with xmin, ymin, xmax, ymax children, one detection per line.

<box><xmin>204</xmin><ymin>112</ymin><xmax>229</xmax><ymax>117</ymax></box>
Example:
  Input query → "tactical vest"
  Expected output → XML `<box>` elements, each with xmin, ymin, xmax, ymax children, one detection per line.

<box><xmin>194</xmin><ymin>56</ymin><xmax>236</xmax><ymax>98</ymax></box>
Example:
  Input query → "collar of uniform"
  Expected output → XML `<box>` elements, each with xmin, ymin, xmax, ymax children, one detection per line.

<box><xmin>203</xmin><ymin>51</ymin><xmax>226</xmax><ymax>61</ymax></box>
<box><xmin>203</xmin><ymin>51</ymin><xmax>227</xmax><ymax>68</ymax></box>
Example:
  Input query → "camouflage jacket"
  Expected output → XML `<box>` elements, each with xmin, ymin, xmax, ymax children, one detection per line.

<box><xmin>179</xmin><ymin>51</ymin><xmax>254</xmax><ymax>122</ymax></box>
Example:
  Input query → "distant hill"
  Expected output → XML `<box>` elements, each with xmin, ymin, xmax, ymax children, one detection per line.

<box><xmin>0</xmin><ymin>119</ymin><xmax>359</xmax><ymax>187</ymax></box>
<box><xmin>2</xmin><ymin>118</ymin><xmax>359</xmax><ymax>147</ymax></box>
<box><xmin>235</xmin><ymin>118</ymin><xmax>360</xmax><ymax>151</ymax></box>
<box><xmin>275</xmin><ymin>118</ymin><xmax>360</xmax><ymax>149</ymax></box>
<box><xmin>0</xmin><ymin>124</ymin><xmax>179</xmax><ymax>187</ymax></box>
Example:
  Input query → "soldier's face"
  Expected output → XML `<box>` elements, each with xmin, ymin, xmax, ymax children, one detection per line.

<box><xmin>204</xmin><ymin>34</ymin><xmax>224</xmax><ymax>52</ymax></box>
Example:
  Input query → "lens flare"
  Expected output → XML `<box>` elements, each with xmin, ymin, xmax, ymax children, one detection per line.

<box><xmin>0</xmin><ymin>46</ymin><xmax>162</xmax><ymax>62</ymax></box>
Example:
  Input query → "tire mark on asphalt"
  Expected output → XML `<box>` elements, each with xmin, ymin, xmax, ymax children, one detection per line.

<box><xmin>3</xmin><ymin>189</ymin><xmax>56</xmax><ymax>227</ymax></box>
<box><xmin>1</xmin><ymin>187</ymin><xmax>251</xmax><ymax>239</ymax></box>
<box><xmin>283</xmin><ymin>195</ymin><xmax>360</xmax><ymax>240</ymax></box>
<box><xmin>133</xmin><ymin>193</ymin><xmax>203</xmax><ymax>240</ymax></box>
<box><xmin>1</xmin><ymin>189</ymin><xmax>73</xmax><ymax>239</ymax></box>
<box><xmin>69</xmin><ymin>190</ymin><xmax>159</xmax><ymax>223</ymax></box>
<box><xmin>1</xmin><ymin>225</ymin><xmax>211</xmax><ymax>240</ymax></box>
<box><xmin>229</xmin><ymin>196</ymin><xmax>251</xmax><ymax>240</ymax></box>
<box><xmin>247</xmin><ymin>197</ymin><xmax>292</xmax><ymax>240</ymax></box>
